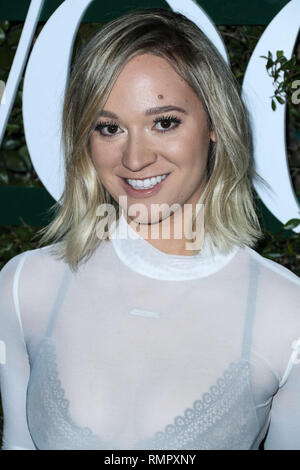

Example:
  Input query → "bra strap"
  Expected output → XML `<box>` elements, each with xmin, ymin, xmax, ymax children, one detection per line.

<box><xmin>241</xmin><ymin>254</ymin><xmax>261</xmax><ymax>361</ymax></box>
<box><xmin>44</xmin><ymin>265</ymin><xmax>72</xmax><ymax>338</ymax></box>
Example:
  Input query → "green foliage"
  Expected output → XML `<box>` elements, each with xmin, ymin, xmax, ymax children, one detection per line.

<box><xmin>255</xmin><ymin>217</ymin><xmax>300</xmax><ymax>277</ymax></box>
<box><xmin>0</xmin><ymin>224</ymin><xmax>39</xmax><ymax>270</ymax></box>
<box><xmin>260</xmin><ymin>50</ymin><xmax>300</xmax><ymax>110</ymax></box>
<box><xmin>218</xmin><ymin>25</ymin><xmax>265</xmax><ymax>83</ymax></box>
<box><xmin>0</xmin><ymin>21</ymin><xmax>101</xmax><ymax>187</ymax></box>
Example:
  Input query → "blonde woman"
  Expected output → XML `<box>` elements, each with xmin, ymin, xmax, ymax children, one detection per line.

<box><xmin>0</xmin><ymin>8</ymin><xmax>300</xmax><ymax>451</ymax></box>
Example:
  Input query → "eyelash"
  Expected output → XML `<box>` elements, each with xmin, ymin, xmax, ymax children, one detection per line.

<box><xmin>94</xmin><ymin>114</ymin><xmax>182</xmax><ymax>138</ymax></box>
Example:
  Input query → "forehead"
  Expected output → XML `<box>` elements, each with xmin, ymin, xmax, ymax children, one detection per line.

<box><xmin>116</xmin><ymin>53</ymin><xmax>184</xmax><ymax>81</ymax></box>
<box><xmin>104</xmin><ymin>53</ymin><xmax>201</xmax><ymax>112</ymax></box>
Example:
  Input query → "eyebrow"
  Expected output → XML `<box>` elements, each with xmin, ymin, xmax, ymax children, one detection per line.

<box><xmin>98</xmin><ymin>105</ymin><xmax>187</xmax><ymax>120</ymax></box>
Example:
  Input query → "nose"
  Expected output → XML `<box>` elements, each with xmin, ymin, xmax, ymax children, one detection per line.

<box><xmin>121</xmin><ymin>129</ymin><xmax>157</xmax><ymax>173</ymax></box>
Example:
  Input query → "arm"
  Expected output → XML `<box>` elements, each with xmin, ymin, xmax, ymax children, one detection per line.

<box><xmin>263</xmin><ymin>339</ymin><xmax>300</xmax><ymax>450</ymax></box>
<box><xmin>0</xmin><ymin>253</ymin><xmax>36</xmax><ymax>450</ymax></box>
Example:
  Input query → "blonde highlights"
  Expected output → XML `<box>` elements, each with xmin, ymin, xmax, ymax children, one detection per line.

<box><xmin>35</xmin><ymin>7</ymin><xmax>267</xmax><ymax>271</ymax></box>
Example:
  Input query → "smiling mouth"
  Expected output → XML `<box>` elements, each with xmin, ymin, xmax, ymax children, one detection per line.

<box><xmin>123</xmin><ymin>173</ymin><xmax>170</xmax><ymax>190</ymax></box>
<box><xmin>122</xmin><ymin>173</ymin><xmax>169</xmax><ymax>180</ymax></box>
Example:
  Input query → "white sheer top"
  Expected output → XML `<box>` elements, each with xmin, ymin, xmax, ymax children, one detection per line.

<box><xmin>0</xmin><ymin>211</ymin><xmax>300</xmax><ymax>450</ymax></box>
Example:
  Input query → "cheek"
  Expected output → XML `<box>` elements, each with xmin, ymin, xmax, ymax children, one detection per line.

<box><xmin>89</xmin><ymin>137</ymin><xmax>99</xmax><ymax>165</ymax></box>
<box><xmin>90</xmin><ymin>139</ymin><xmax>111</xmax><ymax>170</ymax></box>
<box><xmin>168</xmin><ymin>130</ymin><xmax>210</xmax><ymax>167</ymax></box>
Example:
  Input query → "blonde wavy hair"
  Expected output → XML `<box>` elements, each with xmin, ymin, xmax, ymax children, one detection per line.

<box><xmin>35</xmin><ymin>7</ymin><xmax>267</xmax><ymax>272</ymax></box>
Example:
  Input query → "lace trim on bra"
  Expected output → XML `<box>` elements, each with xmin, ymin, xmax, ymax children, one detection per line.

<box><xmin>140</xmin><ymin>360</ymin><xmax>260</xmax><ymax>450</ymax></box>
<box><xmin>27</xmin><ymin>337</ymin><xmax>260</xmax><ymax>450</ymax></box>
<box><xmin>27</xmin><ymin>338</ymin><xmax>107</xmax><ymax>450</ymax></box>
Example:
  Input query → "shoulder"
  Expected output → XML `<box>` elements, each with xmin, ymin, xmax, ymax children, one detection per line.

<box><xmin>242</xmin><ymin>246</ymin><xmax>300</xmax><ymax>335</ymax></box>
<box><xmin>241</xmin><ymin>247</ymin><xmax>300</xmax><ymax>383</ymax></box>
<box><xmin>243</xmin><ymin>245</ymin><xmax>300</xmax><ymax>288</ymax></box>
<box><xmin>0</xmin><ymin>244</ymin><xmax>66</xmax><ymax>288</ymax></box>
<box><xmin>243</xmin><ymin>246</ymin><xmax>300</xmax><ymax>337</ymax></box>
<box><xmin>0</xmin><ymin>245</ymin><xmax>69</xmax><ymax>335</ymax></box>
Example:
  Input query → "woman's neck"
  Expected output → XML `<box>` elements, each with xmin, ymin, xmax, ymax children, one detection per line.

<box><xmin>124</xmin><ymin>205</ymin><xmax>204</xmax><ymax>257</ymax></box>
<box><xmin>109</xmin><ymin>208</ymin><xmax>241</xmax><ymax>281</ymax></box>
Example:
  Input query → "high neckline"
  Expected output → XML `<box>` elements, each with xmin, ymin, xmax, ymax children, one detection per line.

<box><xmin>109</xmin><ymin>208</ymin><xmax>241</xmax><ymax>281</ymax></box>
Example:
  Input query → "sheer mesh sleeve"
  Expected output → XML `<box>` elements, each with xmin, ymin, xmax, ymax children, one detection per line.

<box><xmin>0</xmin><ymin>253</ymin><xmax>36</xmax><ymax>450</ymax></box>
<box><xmin>263</xmin><ymin>338</ymin><xmax>300</xmax><ymax>450</ymax></box>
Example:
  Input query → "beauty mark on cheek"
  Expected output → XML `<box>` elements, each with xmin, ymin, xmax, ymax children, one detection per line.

<box><xmin>158</xmin><ymin>94</ymin><xmax>164</xmax><ymax>99</ymax></box>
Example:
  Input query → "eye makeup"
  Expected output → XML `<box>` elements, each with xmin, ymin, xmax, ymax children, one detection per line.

<box><xmin>94</xmin><ymin>114</ymin><xmax>182</xmax><ymax>138</ymax></box>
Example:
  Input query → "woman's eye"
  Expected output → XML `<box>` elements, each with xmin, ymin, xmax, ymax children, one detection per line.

<box><xmin>95</xmin><ymin>121</ymin><xmax>120</xmax><ymax>138</ymax></box>
<box><xmin>153</xmin><ymin>115</ymin><xmax>182</xmax><ymax>132</ymax></box>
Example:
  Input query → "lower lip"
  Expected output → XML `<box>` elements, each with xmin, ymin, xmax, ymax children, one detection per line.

<box><xmin>120</xmin><ymin>174</ymin><xmax>170</xmax><ymax>198</ymax></box>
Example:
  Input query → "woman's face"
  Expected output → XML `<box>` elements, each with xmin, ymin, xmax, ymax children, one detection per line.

<box><xmin>90</xmin><ymin>53</ymin><xmax>216</xmax><ymax>225</ymax></box>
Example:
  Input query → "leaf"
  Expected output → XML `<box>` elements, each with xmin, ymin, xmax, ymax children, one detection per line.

<box><xmin>265</xmin><ymin>253</ymin><xmax>283</xmax><ymax>259</ymax></box>
<box><xmin>271</xmin><ymin>99</ymin><xmax>276</xmax><ymax>111</ymax></box>
<box><xmin>280</xmin><ymin>58</ymin><xmax>294</xmax><ymax>70</ymax></box>
<box><xmin>286</xmin><ymin>241</ymin><xmax>295</xmax><ymax>255</ymax></box>
<box><xmin>276</xmin><ymin>50</ymin><xmax>284</xmax><ymax>59</ymax></box>
<box><xmin>275</xmin><ymin>95</ymin><xmax>285</xmax><ymax>104</ymax></box>
<box><xmin>7</xmin><ymin>25</ymin><xmax>22</xmax><ymax>47</ymax></box>
<box><xmin>14</xmin><ymin>227</ymin><xmax>31</xmax><ymax>240</ymax></box>
<box><xmin>18</xmin><ymin>145</ymin><xmax>32</xmax><ymax>170</ymax></box>
<box><xmin>6</xmin><ymin>151</ymin><xmax>27</xmax><ymax>172</ymax></box>
<box><xmin>3</xmin><ymin>138</ymin><xmax>21</xmax><ymax>150</ymax></box>
<box><xmin>283</xmin><ymin>219</ymin><xmax>300</xmax><ymax>230</ymax></box>
<box><xmin>0</xmin><ymin>46</ymin><xmax>14</xmax><ymax>70</ymax></box>
<box><xmin>15</xmin><ymin>90</ymin><xmax>22</xmax><ymax>106</ymax></box>
<box><xmin>0</xmin><ymin>242</ymin><xmax>13</xmax><ymax>254</ymax></box>
<box><xmin>0</xmin><ymin>27</ymin><xmax>6</xmax><ymax>46</ymax></box>
<box><xmin>6</xmin><ymin>123</ymin><xmax>20</xmax><ymax>136</ymax></box>
<box><xmin>274</xmin><ymin>70</ymin><xmax>280</xmax><ymax>81</ymax></box>
<box><xmin>0</xmin><ymin>170</ymin><xmax>9</xmax><ymax>184</ymax></box>
<box><xmin>0</xmin><ymin>21</ymin><xmax>10</xmax><ymax>32</ymax></box>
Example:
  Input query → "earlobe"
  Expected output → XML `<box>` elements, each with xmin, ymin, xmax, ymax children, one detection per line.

<box><xmin>210</xmin><ymin>129</ymin><xmax>217</xmax><ymax>142</ymax></box>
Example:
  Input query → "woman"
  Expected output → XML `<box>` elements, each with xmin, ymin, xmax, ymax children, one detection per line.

<box><xmin>0</xmin><ymin>7</ymin><xmax>300</xmax><ymax>451</ymax></box>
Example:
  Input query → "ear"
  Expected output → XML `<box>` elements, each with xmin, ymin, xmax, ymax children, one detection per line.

<box><xmin>209</xmin><ymin>129</ymin><xmax>216</xmax><ymax>142</ymax></box>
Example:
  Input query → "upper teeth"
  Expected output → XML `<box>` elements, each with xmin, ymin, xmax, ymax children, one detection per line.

<box><xmin>126</xmin><ymin>174</ymin><xmax>168</xmax><ymax>189</ymax></box>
